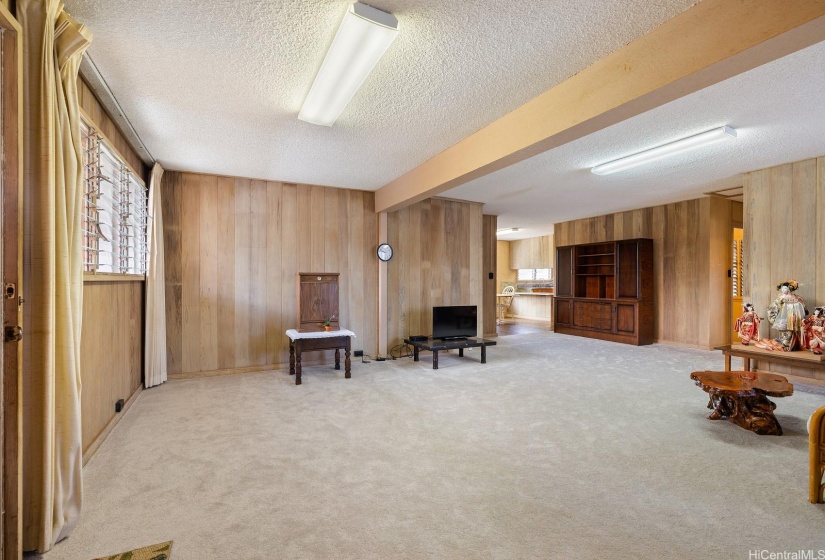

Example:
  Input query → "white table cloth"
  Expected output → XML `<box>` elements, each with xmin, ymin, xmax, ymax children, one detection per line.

<box><xmin>285</xmin><ymin>329</ymin><xmax>356</xmax><ymax>341</ymax></box>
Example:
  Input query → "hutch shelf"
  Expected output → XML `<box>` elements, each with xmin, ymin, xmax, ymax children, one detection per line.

<box><xmin>553</xmin><ymin>239</ymin><xmax>653</xmax><ymax>345</ymax></box>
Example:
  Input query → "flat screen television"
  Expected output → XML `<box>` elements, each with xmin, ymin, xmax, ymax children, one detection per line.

<box><xmin>432</xmin><ymin>305</ymin><xmax>477</xmax><ymax>340</ymax></box>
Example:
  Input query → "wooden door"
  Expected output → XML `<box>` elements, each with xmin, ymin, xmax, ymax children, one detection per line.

<box><xmin>0</xmin><ymin>7</ymin><xmax>22</xmax><ymax>559</ymax></box>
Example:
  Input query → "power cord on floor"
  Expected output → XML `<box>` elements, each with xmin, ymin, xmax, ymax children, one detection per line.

<box><xmin>389</xmin><ymin>343</ymin><xmax>414</xmax><ymax>360</ymax></box>
<box><xmin>359</xmin><ymin>344</ymin><xmax>413</xmax><ymax>363</ymax></box>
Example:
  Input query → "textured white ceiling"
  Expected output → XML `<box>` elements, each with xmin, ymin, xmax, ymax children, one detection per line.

<box><xmin>64</xmin><ymin>0</ymin><xmax>698</xmax><ymax>190</ymax></box>
<box><xmin>65</xmin><ymin>1</ymin><xmax>824</xmax><ymax>239</ymax></box>
<box><xmin>447</xmin><ymin>40</ymin><xmax>825</xmax><ymax>239</ymax></box>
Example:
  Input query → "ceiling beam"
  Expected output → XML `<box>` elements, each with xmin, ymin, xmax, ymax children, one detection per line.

<box><xmin>374</xmin><ymin>0</ymin><xmax>825</xmax><ymax>213</ymax></box>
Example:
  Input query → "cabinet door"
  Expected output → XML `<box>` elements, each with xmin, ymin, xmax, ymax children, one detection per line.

<box><xmin>300</xmin><ymin>283</ymin><xmax>325</xmax><ymax>322</ymax></box>
<box><xmin>318</xmin><ymin>282</ymin><xmax>339</xmax><ymax>320</ymax></box>
<box><xmin>555</xmin><ymin>298</ymin><xmax>572</xmax><ymax>326</ymax></box>
<box><xmin>615</xmin><ymin>303</ymin><xmax>636</xmax><ymax>334</ymax></box>
<box><xmin>616</xmin><ymin>241</ymin><xmax>639</xmax><ymax>299</ymax></box>
<box><xmin>555</xmin><ymin>246</ymin><xmax>574</xmax><ymax>297</ymax></box>
<box><xmin>572</xmin><ymin>301</ymin><xmax>612</xmax><ymax>330</ymax></box>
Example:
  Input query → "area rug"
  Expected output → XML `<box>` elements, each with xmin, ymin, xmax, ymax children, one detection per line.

<box><xmin>93</xmin><ymin>540</ymin><xmax>172</xmax><ymax>560</ymax></box>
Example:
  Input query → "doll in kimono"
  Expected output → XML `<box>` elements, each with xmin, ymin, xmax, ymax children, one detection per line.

<box><xmin>734</xmin><ymin>302</ymin><xmax>761</xmax><ymax>345</ymax></box>
<box><xmin>767</xmin><ymin>280</ymin><xmax>807</xmax><ymax>351</ymax></box>
<box><xmin>804</xmin><ymin>307</ymin><xmax>825</xmax><ymax>355</ymax></box>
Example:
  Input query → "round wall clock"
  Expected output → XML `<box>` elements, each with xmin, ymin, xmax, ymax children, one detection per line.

<box><xmin>377</xmin><ymin>243</ymin><xmax>393</xmax><ymax>262</ymax></box>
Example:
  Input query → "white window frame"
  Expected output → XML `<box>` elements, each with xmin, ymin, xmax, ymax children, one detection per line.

<box><xmin>517</xmin><ymin>268</ymin><xmax>553</xmax><ymax>281</ymax></box>
<box><xmin>82</xmin><ymin>120</ymin><xmax>149</xmax><ymax>277</ymax></box>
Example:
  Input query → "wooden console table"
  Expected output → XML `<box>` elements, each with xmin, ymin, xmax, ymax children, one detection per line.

<box><xmin>286</xmin><ymin>329</ymin><xmax>355</xmax><ymax>385</ymax></box>
<box><xmin>714</xmin><ymin>344</ymin><xmax>825</xmax><ymax>372</ymax></box>
<box><xmin>690</xmin><ymin>370</ymin><xmax>794</xmax><ymax>435</ymax></box>
<box><xmin>403</xmin><ymin>337</ymin><xmax>496</xmax><ymax>370</ymax></box>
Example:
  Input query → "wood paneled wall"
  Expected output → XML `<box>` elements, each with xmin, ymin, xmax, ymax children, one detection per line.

<box><xmin>744</xmin><ymin>156</ymin><xmax>825</xmax><ymax>379</ymax></box>
<box><xmin>77</xmin><ymin>78</ymin><xmax>147</xmax><ymax>178</ymax></box>
<box><xmin>80</xmin><ymin>281</ymin><xmax>142</xmax><ymax>456</ymax></box>
<box><xmin>555</xmin><ymin>197</ymin><xmax>741</xmax><ymax>348</ymax></box>
<box><xmin>78</xmin><ymin>77</ymin><xmax>148</xmax><ymax>461</ymax></box>
<box><xmin>509</xmin><ymin>235</ymin><xmax>554</xmax><ymax>269</ymax></box>
<box><xmin>163</xmin><ymin>171</ymin><xmax>379</xmax><ymax>375</ymax></box>
<box><xmin>387</xmin><ymin>198</ymin><xmax>485</xmax><ymax>346</ymax></box>
<box><xmin>482</xmin><ymin>215</ymin><xmax>497</xmax><ymax>337</ymax></box>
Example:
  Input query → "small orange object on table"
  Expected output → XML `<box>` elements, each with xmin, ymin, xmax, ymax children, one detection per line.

<box><xmin>690</xmin><ymin>370</ymin><xmax>793</xmax><ymax>435</ymax></box>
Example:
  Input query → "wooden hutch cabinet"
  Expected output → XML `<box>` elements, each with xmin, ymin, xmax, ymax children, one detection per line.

<box><xmin>553</xmin><ymin>239</ymin><xmax>653</xmax><ymax>345</ymax></box>
<box><xmin>297</xmin><ymin>273</ymin><xmax>340</xmax><ymax>332</ymax></box>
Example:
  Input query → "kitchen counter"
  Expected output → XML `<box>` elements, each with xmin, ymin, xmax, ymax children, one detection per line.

<box><xmin>499</xmin><ymin>292</ymin><xmax>554</xmax><ymax>323</ymax></box>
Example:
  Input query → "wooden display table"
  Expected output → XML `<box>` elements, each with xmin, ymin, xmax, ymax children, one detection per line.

<box><xmin>714</xmin><ymin>344</ymin><xmax>825</xmax><ymax>372</ymax></box>
<box><xmin>690</xmin><ymin>370</ymin><xmax>794</xmax><ymax>435</ymax></box>
<box><xmin>286</xmin><ymin>329</ymin><xmax>355</xmax><ymax>385</ymax></box>
<box><xmin>403</xmin><ymin>337</ymin><xmax>496</xmax><ymax>370</ymax></box>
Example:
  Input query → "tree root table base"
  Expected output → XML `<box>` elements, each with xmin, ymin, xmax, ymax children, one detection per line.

<box><xmin>690</xmin><ymin>371</ymin><xmax>794</xmax><ymax>436</ymax></box>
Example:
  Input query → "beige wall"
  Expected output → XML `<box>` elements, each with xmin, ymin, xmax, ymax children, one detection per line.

<box><xmin>744</xmin><ymin>155</ymin><xmax>825</xmax><ymax>380</ymax></box>
<box><xmin>555</xmin><ymin>197</ymin><xmax>742</xmax><ymax>348</ymax></box>
<box><xmin>387</xmin><ymin>198</ymin><xmax>485</xmax><ymax>345</ymax></box>
<box><xmin>162</xmin><ymin>171</ymin><xmax>379</xmax><ymax>374</ymax></box>
<box><xmin>496</xmin><ymin>241</ymin><xmax>516</xmax><ymax>292</ymax></box>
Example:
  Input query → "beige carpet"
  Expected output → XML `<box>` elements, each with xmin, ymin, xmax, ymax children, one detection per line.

<box><xmin>36</xmin><ymin>332</ymin><xmax>824</xmax><ymax>559</ymax></box>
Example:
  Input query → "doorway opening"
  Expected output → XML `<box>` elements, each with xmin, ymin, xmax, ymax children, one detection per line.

<box><xmin>495</xmin><ymin>238</ymin><xmax>554</xmax><ymax>336</ymax></box>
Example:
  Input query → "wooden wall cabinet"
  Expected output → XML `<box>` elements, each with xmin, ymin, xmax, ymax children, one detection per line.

<box><xmin>554</xmin><ymin>239</ymin><xmax>653</xmax><ymax>345</ymax></box>
<box><xmin>508</xmin><ymin>235</ymin><xmax>553</xmax><ymax>270</ymax></box>
<box><xmin>298</xmin><ymin>273</ymin><xmax>340</xmax><ymax>332</ymax></box>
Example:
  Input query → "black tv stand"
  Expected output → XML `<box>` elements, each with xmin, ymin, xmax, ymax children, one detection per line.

<box><xmin>403</xmin><ymin>337</ymin><xmax>496</xmax><ymax>370</ymax></box>
<box><xmin>440</xmin><ymin>336</ymin><xmax>468</xmax><ymax>341</ymax></box>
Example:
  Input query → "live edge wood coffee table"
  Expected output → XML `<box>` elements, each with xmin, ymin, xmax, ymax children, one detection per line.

<box><xmin>690</xmin><ymin>371</ymin><xmax>794</xmax><ymax>435</ymax></box>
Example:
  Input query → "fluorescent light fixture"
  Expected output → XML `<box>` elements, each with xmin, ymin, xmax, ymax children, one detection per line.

<box><xmin>591</xmin><ymin>126</ymin><xmax>737</xmax><ymax>175</ymax></box>
<box><xmin>299</xmin><ymin>2</ymin><xmax>399</xmax><ymax>126</ymax></box>
<box><xmin>496</xmin><ymin>228</ymin><xmax>519</xmax><ymax>236</ymax></box>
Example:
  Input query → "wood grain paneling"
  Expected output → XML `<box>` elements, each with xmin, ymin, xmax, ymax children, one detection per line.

<box><xmin>163</xmin><ymin>172</ymin><xmax>378</xmax><ymax>374</ymax></box>
<box><xmin>77</xmin><ymin>78</ymin><xmax>147</xmax><ymax>179</ymax></box>
<box><xmin>75</xmin><ymin>79</ymin><xmax>149</xmax><ymax>466</ymax></box>
<box><xmin>80</xmin><ymin>281</ymin><xmax>143</xmax><ymax>455</ymax></box>
<box><xmin>743</xmin><ymin>155</ymin><xmax>825</xmax><ymax>380</ymax></box>
<box><xmin>482</xmin><ymin>215</ymin><xmax>497</xmax><ymax>336</ymax></box>
<box><xmin>555</xmin><ymin>197</ymin><xmax>736</xmax><ymax>348</ymax></box>
<box><xmin>387</xmin><ymin>199</ymin><xmax>484</xmax><ymax>346</ymax></box>
<box><xmin>509</xmin><ymin>235</ymin><xmax>553</xmax><ymax>269</ymax></box>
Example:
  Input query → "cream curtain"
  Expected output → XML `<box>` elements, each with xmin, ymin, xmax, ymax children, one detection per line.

<box><xmin>19</xmin><ymin>0</ymin><xmax>91</xmax><ymax>552</ymax></box>
<box><xmin>145</xmin><ymin>163</ymin><xmax>167</xmax><ymax>388</ymax></box>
